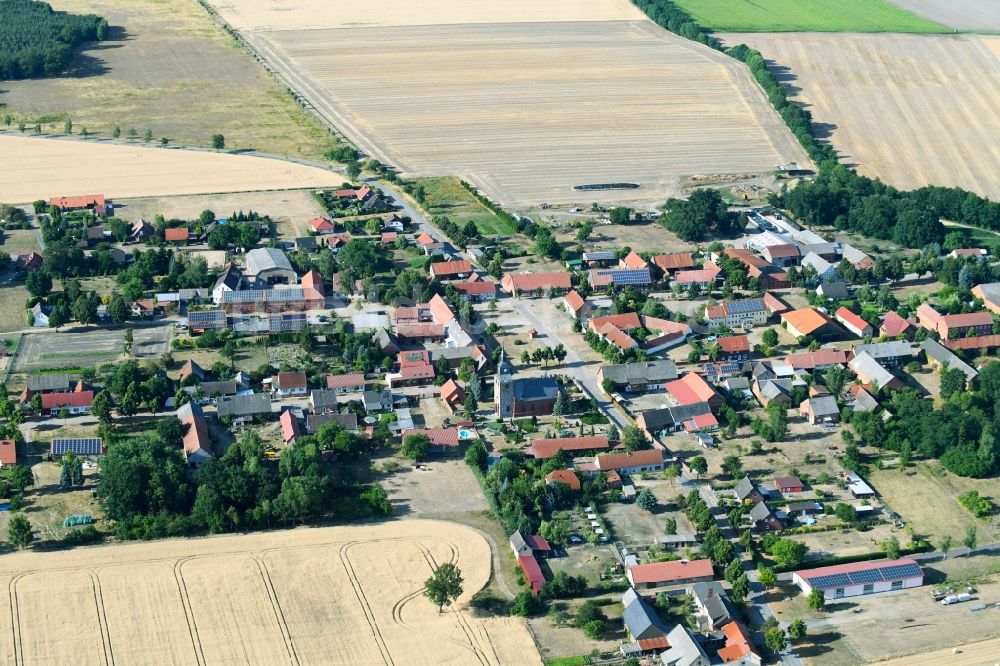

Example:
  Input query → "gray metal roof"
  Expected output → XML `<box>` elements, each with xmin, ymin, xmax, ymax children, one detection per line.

<box><xmin>513</xmin><ymin>377</ymin><xmax>559</xmax><ymax>401</ymax></box>
<box><xmin>28</xmin><ymin>373</ymin><xmax>70</xmax><ymax>392</ymax></box>
<box><xmin>734</xmin><ymin>476</ymin><xmax>757</xmax><ymax>500</ymax></box>
<box><xmin>216</xmin><ymin>393</ymin><xmax>272</xmax><ymax>417</ymax></box>
<box><xmin>921</xmin><ymin>339</ymin><xmax>978</xmax><ymax>379</ymax></box>
<box><xmin>661</xmin><ymin>625</ymin><xmax>709</xmax><ymax>666</ymax></box>
<box><xmin>690</xmin><ymin>582</ymin><xmax>731</xmax><ymax>626</ymax></box>
<box><xmin>853</xmin><ymin>340</ymin><xmax>914</xmax><ymax>360</ymax></box>
<box><xmin>213</xmin><ymin>263</ymin><xmax>242</xmax><ymax>292</ymax></box>
<box><xmin>601</xmin><ymin>360</ymin><xmax>679</xmax><ymax>385</ymax></box>
<box><xmin>806</xmin><ymin>395</ymin><xmax>840</xmax><ymax>418</ymax></box>
<box><xmin>306</xmin><ymin>412</ymin><xmax>358</xmax><ymax>433</ymax></box>
<box><xmin>640</xmin><ymin>402</ymin><xmax>712</xmax><ymax>432</ymax></box>
<box><xmin>200</xmin><ymin>380</ymin><xmax>236</xmax><ymax>396</ymax></box>
<box><xmin>749</xmin><ymin>502</ymin><xmax>774</xmax><ymax>523</ymax></box>
<box><xmin>310</xmin><ymin>389</ymin><xmax>340</xmax><ymax>410</ymax></box>
<box><xmin>245</xmin><ymin>248</ymin><xmax>292</xmax><ymax>276</ymax></box>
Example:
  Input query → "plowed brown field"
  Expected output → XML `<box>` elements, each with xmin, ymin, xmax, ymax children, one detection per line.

<box><xmin>723</xmin><ymin>33</ymin><xmax>1000</xmax><ymax>200</ymax></box>
<box><xmin>0</xmin><ymin>520</ymin><xmax>540</xmax><ymax>665</ymax></box>
<box><xmin>208</xmin><ymin>0</ymin><xmax>810</xmax><ymax>208</ymax></box>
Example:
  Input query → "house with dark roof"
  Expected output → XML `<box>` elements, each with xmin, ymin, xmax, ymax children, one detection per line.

<box><xmin>217</xmin><ymin>393</ymin><xmax>272</xmax><ymax>423</ymax></box>
<box><xmin>921</xmin><ymin>339</ymin><xmax>977</xmax><ymax>380</ymax></box>
<box><xmin>598</xmin><ymin>360</ymin><xmax>678</xmax><ymax>393</ymax></box>
<box><xmin>362</xmin><ymin>390</ymin><xmax>393</xmax><ymax>413</ymax></box>
<box><xmin>734</xmin><ymin>476</ymin><xmax>764</xmax><ymax>505</ymax></box>
<box><xmin>799</xmin><ymin>395</ymin><xmax>840</xmax><ymax>425</ymax></box>
<box><xmin>691</xmin><ymin>582</ymin><xmax>732</xmax><ymax>630</ymax></box>
<box><xmin>636</xmin><ymin>402</ymin><xmax>712</xmax><ymax>438</ymax></box>
<box><xmin>621</xmin><ymin>588</ymin><xmax>669</xmax><ymax>649</ymax></box>
<box><xmin>306</xmin><ymin>412</ymin><xmax>358</xmax><ymax>433</ymax></box>
<box><xmin>309</xmin><ymin>389</ymin><xmax>340</xmax><ymax>413</ymax></box>
<box><xmin>851</xmin><ymin>340</ymin><xmax>914</xmax><ymax>367</ymax></box>
<box><xmin>749</xmin><ymin>502</ymin><xmax>782</xmax><ymax>532</ymax></box>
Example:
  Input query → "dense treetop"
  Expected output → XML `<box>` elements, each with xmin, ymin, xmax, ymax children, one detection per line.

<box><xmin>0</xmin><ymin>0</ymin><xmax>107</xmax><ymax>80</ymax></box>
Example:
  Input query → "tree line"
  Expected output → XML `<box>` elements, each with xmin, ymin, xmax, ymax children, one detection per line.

<box><xmin>0</xmin><ymin>0</ymin><xmax>107</xmax><ymax>80</ymax></box>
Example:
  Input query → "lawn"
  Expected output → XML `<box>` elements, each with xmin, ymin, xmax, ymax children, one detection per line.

<box><xmin>670</xmin><ymin>0</ymin><xmax>950</xmax><ymax>32</ymax></box>
<box><xmin>0</xmin><ymin>286</ymin><xmax>31</xmax><ymax>332</ymax></box>
<box><xmin>412</xmin><ymin>176</ymin><xmax>517</xmax><ymax>238</ymax></box>
<box><xmin>0</xmin><ymin>229</ymin><xmax>41</xmax><ymax>256</ymax></box>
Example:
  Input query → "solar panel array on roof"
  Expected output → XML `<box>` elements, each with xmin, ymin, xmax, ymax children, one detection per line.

<box><xmin>269</xmin><ymin>313</ymin><xmax>306</xmax><ymax>332</ymax></box>
<box><xmin>582</xmin><ymin>251</ymin><xmax>616</xmax><ymax>261</ymax></box>
<box><xmin>726</xmin><ymin>298</ymin><xmax>765</xmax><ymax>314</ymax></box>
<box><xmin>223</xmin><ymin>290</ymin><xmax>265</xmax><ymax>304</ymax></box>
<box><xmin>595</xmin><ymin>268</ymin><xmax>651</xmax><ymax>285</ymax></box>
<box><xmin>51</xmin><ymin>438</ymin><xmax>103</xmax><ymax>456</ymax></box>
<box><xmin>188</xmin><ymin>309</ymin><xmax>226</xmax><ymax>328</ymax></box>
<box><xmin>806</xmin><ymin>562</ymin><xmax>921</xmax><ymax>590</ymax></box>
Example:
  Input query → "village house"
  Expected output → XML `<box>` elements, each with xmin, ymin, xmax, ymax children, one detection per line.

<box><xmin>921</xmin><ymin>339</ymin><xmax>978</xmax><ymax>380</ymax></box>
<box><xmin>661</xmin><ymin>625</ymin><xmax>711</xmax><ymax>666</ymax></box>
<box><xmin>716</xmin><ymin>335</ymin><xmax>750</xmax><ymax>361</ymax></box>
<box><xmin>272</xmin><ymin>371</ymin><xmax>307</xmax><ymax>397</ymax></box>
<box><xmin>972</xmin><ymin>282</ymin><xmax>1000</xmax><ymax>316</ymax></box>
<box><xmin>851</xmin><ymin>340</ymin><xmax>914</xmax><ymax>367</ymax></box>
<box><xmin>430</xmin><ymin>259</ymin><xmax>473</xmax><ymax>280</ymax></box>
<box><xmin>620</xmin><ymin>588</ymin><xmax>669</xmax><ymax>655</ymax></box>
<box><xmin>781</xmin><ymin>307</ymin><xmax>840</xmax><ymax>341</ymax></box>
<box><xmin>41</xmin><ymin>389</ymin><xmax>94</xmax><ymax>416</ymax></box>
<box><xmin>598</xmin><ymin>359</ymin><xmax>679</xmax><ymax>393</ymax></box>
<box><xmin>717</xmin><ymin>620</ymin><xmax>761</xmax><ymax>665</ymax></box>
<box><xmin>308</xmin><ymin>217</ymin><xmax>334</xmax><ymax>234</ymax></box>
<box><xmin>626</xmin><ymin>559</ymin><xmax>713</xmax><ymax>591</ymax></box>
<box><xmin>500</xmin><ymin>271</ymin><xmax>572</xmax><ymax>297</ymax></box>
<box><xmin>784</xmin><ymin>348</ymin><xmax>847</xmax><ymax>371</ymax></box>
<box><xmin>306</xmin><ymin>412</ymin><xmax>358</xmax><ymax>434</ymax></box>
<box><xmin>453</xmin><ymin>277</ymin><xmax>496</xmax><ymax>301</ymax></box>
<box><xmin>563</xmin><ymin>290</ymin><xmax>590</xmax><ymax>321</ymax></box>
<box><xmin>362</xmin><ymin>390</ymin><xmax>394</xmax><ymax>413</ymax></box>
<box><xmin>749</xmin><ymin>502</ymin><xmax>782</xmax><ymax>532</ymax></box>
<box><xmin>799</xmin><ymin>395</ymin><xmax>840</xmax><ymax>425</ymax></box>
<box><xmin>674</xmin><ymin>267</ymin><xmax>721</xmax><ymax>290</ymax></box>
<box><xmin>30</xmin><ymin>302</ymin><xmax>50</xmax><ymax>327</ymax></box>
<box><xmin>388</xmin><ymin>350</ymin><xmax>436</xmax><ymax>388</ymax></box>
<box><xmin>325</xmin><ymin>372</ymin><xmax>366</xmax><ymax>394</ymax></box>
<box><xmin>164</xmin><ymin>227</ymin><xmax>190</xmax><ymax>244</ymax></box>
<box><xmin>879</xmin><ymin>311</ymin><xmax>913</xmax><ymax>339</ymax></box>
<box><xmin>761</xmin><ymin>243</ymin><xmax>800</xmax><ymax>267</ymax></box>
<box><xmin>439</xmin><ymin>379</ymin><xmax>465</xmax><ymax>413</ymax></box>
<box><xmin>801</xmin><ymin>251</ymin><xmax>839</xmax><ymax>283</ymax></box>
<box><xmin>774</xmin><ymin>475</ymin><xmax>805</xmax><ymax>494</ymax></box>
<box><xmin>793</xmin><ymin>558</ymin><xmax>923</xmax><ymax>601</ymax></box>
<box><xmin>402</xmin><ymin>427</ymin><xmax>460</xmax><ymax>453</ymax></box>
<box><xmin>835</xmin><ymin>307</ymin><xmax>872</xmax><ymax>338</ymax></box>
<box><xmin>651</xmin><ymin>252</ymin><xmax>695</xmax><ymax>274</ymax></box>
<box><xmin>588</xmin><ymin>449</ymin><xmax>666</xmax><ymax>476</ymax></box>
<box><xmin>50</xmin><ymin>193</ymin><xmax>110</xmax><ymax>215</ymax></box>
<box><xmin>690</xmin><ymin>582</ymin><xmax>732</xmax><ymax>630</ymax></box>
<box><xmin>216</xmin><ymin>393</ymin><xmax>272</xmax><ymax>425</ymax></box>
<box><xmin>15</xmin><ymin>252</ymin><xmax>43</xmax><ymax>272</ymax></box>
<box><xmin>635</xmin><ymin>402</ymin><xmax>712</xmax><ymax>438</ymax></box>
<box><xmin>588</xmin><ymin>267</ymin><xmax>652</xmax><ymax>291</ymax></box>
<box><xmin>666</xmin><ymin>372</ymin><xmax>723</xmax><ymax>410</ymax></box>
<box><xmin>280</xmin><ymin>409</ymin><xmax>302</xmax><ymax>446</ymax></box>
<box><xmin>917</xmin><ymin>303</ymin><xmax>993</xmax><ymax>339</ymax></box>
<box><xmin>528</xmin><ymin>435</ymin><xmax>610</xmax><ymax>459</ymax></box>
<box><xmin>849</xmin><ymin>351</ymin><xmax>902</xmax><ymax>391</ymax></box>
<box><xmin>704</xmin><ymin>298</ymin><xmax>768</xmax><ymax>330</ymax></box>
<box><xmin>131</xmin><ymin>219</ymin><xmax>155</xmax><ymax>242</ymax></box>
<box><xmin>0</xmin><ymin>439</ymin><xmax>15</xmax><ymax>467</ymax></box>
<box><xmin>735</xmin><ymin>476</ymin><xmax>765</xmax><ymax>505</ymax></box>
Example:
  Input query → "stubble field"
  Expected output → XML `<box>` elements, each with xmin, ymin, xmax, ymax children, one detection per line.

<box><xmin>723</xmin><ymin>33</ymin><xmax>1000</xmax><ymax>201</ymax></box>
<box><xmin>208</xmin><ymin>0</ymin><xmax>810</xmax><ymax>208</ymax></box>
<box><xmin>0</xmin><ymin>135</ymin><xmax>342</xmax><ymax>204</ymax></box>
<box><xmin>0</xmin><ymin>520</ymin><xmax>541</xmax><ymax>665</ymax></box>
<box><xmin>0</xmin><ymin>0</ymin><xmax>342</xmax><ymax>160</ymax></box>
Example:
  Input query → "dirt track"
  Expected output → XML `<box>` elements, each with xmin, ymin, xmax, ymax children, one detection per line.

<box><xmin>0</xmin><ymin>135</ymin><xmax>342</xmax><ymax>203</ymax></box>
<box><xmin>0</xmin><ymin>520</ymin><xmax>541</xmax><ymax>665</ymax></box>
<box><xmin>722</xmin><ymin>33</ymin><xmax>1000</xmax><ymax>201</ymax></box>
<box><xmin>209</xmin><ymin>0</ymin><xmax>811</xmax><ymax>208</ymax></box>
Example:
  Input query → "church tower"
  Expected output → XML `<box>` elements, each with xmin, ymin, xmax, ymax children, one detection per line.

<box><xmin>495</xmin><ymin>349</ymin><xmax>514</xmax><ymax>419</ymax></box>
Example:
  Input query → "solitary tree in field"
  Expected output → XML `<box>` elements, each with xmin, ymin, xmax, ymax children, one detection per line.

<box><xmin>688</xmin><ymin>456</ymin><xmax>708</xmax><ymax>478</ymax></box>
<box><xmin>144</xmin><ymin>129</ymin><xmax>153</xmax><ymax>142</ymax></box>
<box><xmin>212</xmin><ymin>134</ymin><xmax>225</xmax><ymax>150</ymax></box>
<box><xmin>424</xmin><ymin>563</ymin><xmax>463</xmax><ymax>614</ymax></box>
<box><xmin>964</xmin><ymin>525</ymin><xmax>978</xmax><ymax>552</ymax></box>
<box><xmin>806</xmin><ymin>588</ymin><xmax>825</xmax><ymax>611</ymax></box>
<box><xmin>7</xmin><ymin>514</ymin><xmax>33</xmax><ymax>550</ymax></box>
<box><xmin>64</xmin><ymin>118</ymin><xmax>72</xmax><ymax>134</ymax></box>
<box><xmin>939</xmin><ymin>534</ymin><xmax>953</xmax><ymax>558</ymax></box>
<box><xmin>635</xmin><ymin>488</ymin><xmax>656</xmax><ymax>512</ymax></box>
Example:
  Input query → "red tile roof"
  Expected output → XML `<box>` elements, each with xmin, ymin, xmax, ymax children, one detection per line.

<box><xmin>416</xmin><ymin>231</ymin><xmax>435</xmax><ymax>245</ymax></box>
<box><xmin>785</xmin><ymin>348</ymin><xmax>848</xmax><ymax>369</ymax></box>
<box><xmin>594</xmin><ymin>448</ymin><xmax>665</xmax><ymax>471</ymax></box>
<box><xmin>182</xmin><ymin>414</ymin><xmax>211</xmax><ymax>458</ymax></box>
<box><xmin>402</xmin><ymin>427</ymin><xmax>460</xmax><ymax>448</ymax></box>
<box><xmin>880</xmin><ymin>311</ymin><xmax>912</xmax><ymax>337</ymax></box>
<box><xmin>766</xmin><ymin>244</ymin><xmax>800</xmax><ymax>259</ymax></box>
<box><xmin>396</xmin><ymin>323</ymin><xmax>446</xmax><ymax>339</ymax></box>
<box><xmin>835</xmin><ymin>307</ymin><xmax>870</xmax><ymax>333</ymax></box>
<box><xmin>637</xmin><ymin>637</ymin><xmax>670</xmax><ymax>651</ymax></box>
<box><xmin>718</xmin><ymin>620</ymin><xmax>757</xmax><ymax>663</ymax></box>
<box><xmin>164</xmin><ymin>227</ymin><xmax>189</xmax><ymax>241</ymax></box>
<box><xmin>652</xmin><ymin>252</ymin><xmax>694</xmax><ymax>271</ymax></box>
<box><xmin>326</xmin><ymin>373</ymin><xmax>365</xmax><ymax>390</ymax></box>
<box><xmin>545</xmin><ymin>469</ymin><xmax>581</xmax><ymax>491</ymax></box>
<box><xmin>0</xmin><ymin>439</ymin><xmax>15</xmax><ymax>466</ymax></box>
<box><xmin>41</xmin><ymin>391</ymin><xmax>94</xmax><ymax>410</ymax></box>
<box><xmin>564</xmin><ymin>290</ymin><xmax>586</xmax><ymax>312</ymax></box>
<box><xmin>589</xmin><ymin>312</ymin><xmax>642</xmax><ymax>333</ymax></box>
<box><xmin>501</xmin><ymin>271</ymin><xmax>571</xmax><ymax>293</ymax></box>
<box><xmin>439</xmin><ymin>379</ymin><xmax>464</xmax><ymax>404</ymax></box>
<box><xmin>628</xmin><ymin>558</ymin><xmax>713</xmax><ymax>585</ymax></box>
<box><xmin>280</xmin><ymin>410</ymin><xmax>301</xmax><ymax>443</ymax></box>
<box><xmin>50</xmin><ymin>194</ymin><xmax>105</xmax><ymax>209</ymax></box>
<box><xmin>399</xmin><ymin>363</ymin><xmax>435</xmax><ymax>381</ymax></box>
<box><xmin>621</xmin><ymin>251</ymin><xmax>648</xmax><ymax>270</ymax></box>
<box><xmin>669</xmin><ymin>373</ymin><xmax>718</xmax><ymax>405</ymax></box>
<box><xmin>431</xmin><ymin>259</ymin><xmax>472</xmax><ymax>277</ymax></box>
<box><xmin>399</xmin><ymin>350</ymin><xmax>431</xmax><ymax>367</ymax></box>
<box><xmin>675</xmin><ymin>268</ymin><xmax>720</xmax><ymax>284</ymax></box>
<box><xmin>942</xmin><ymin>311</ymin><xmax>992</xmax><ymax>329</ymax></box>
<box><xmin>599</xmin><ymin>323</ymin><xmax>638</xmax><ymax>350</ymax></box>
<box><xmin>529</xmin><ymin>436</ymin><xmax>610</xmax><ymax>459</ymax></box>
<box><xmin>309</xmin><ymin>217</ymin><xmax>334</xmax><ymax>232</ymax></box>
<box><xmin>428</xmin><ymin>293</ymin><xmax>455</xmax><ymax>325</ymax></box>
<box><xmin>945</xmin><ymin>334</ymin><xmax>1000</xmax><ymax>351</ymax></box>
<box><xmin>381</xmin><ymin>231</ymin><xmax>398</xmax><ymax>243</ymax></box>
<box><xmin>762</xmin><ymin>291</ymin><xmax>789</xmax><ymax>314</ymax></box>
<box><xmin>276</xmin><ymin>371</ymin><xmax>306</xmax><ymax>390</ymax></box>
<box><xmin>455</xmin><ymin>280</ymin><xmax>496</xmax><ymax>296</ymax></box>
<box><xmin>518</xmin><ymin>555</ymin><xmax>545</xmax><ymax>593</ymax></box>
<box><xmin>717</xmin><ymin>335</ymin><xmax>749</xmax><ymax>354</ymax></box>
<box><xmin>782</xmin><ymin>308</ymin><xmax>833</xmax><ymax>336</ymax></box>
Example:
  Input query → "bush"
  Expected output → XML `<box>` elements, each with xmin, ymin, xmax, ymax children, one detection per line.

<box><xmin>582</xmin><ymin>619</ymin><xmax>604</xmax><ymax>640</ymax></box>
<box><xmin>510</xmin><ymin>590</ymin><xmax>543</xmax><ymax>616</ymax></box>
<box><xmin>958</xmin><ymin>490</ymin><xmax>993</xmax><ymax>518</ymax></box>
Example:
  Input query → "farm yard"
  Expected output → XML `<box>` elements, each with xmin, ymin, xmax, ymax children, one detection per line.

<box><xmin>885</xmin><ymin>0</ymin><xmax>1000</xmax><ymax>31</ymax></box>
<box><xmin>721</xmin><ymin>33</ymin><xmax>1000</xmax><ymax>201</ymax></box>
<box><xmin>209</xmin><ymin>0</ymin><xmax>811</xmax><ymax>209</ymax></box>
<box><xmin>0</xmin><ymin>135</ymin><xmax>342</xmax><ymax>204</ymax></box>
<box><xmin>0</xmin><ymin>0</ymin><xmax>343</xmax><ymax>160</ymax></box>
<box><xmin>670</xmin><ymin>0</ymin><xmax>948</xmax><ymax>33</ymax></box>
<box><xmin>0</xmin><ymin>520</ymin><xmax>542</xmax><ymax>665</ymax></box>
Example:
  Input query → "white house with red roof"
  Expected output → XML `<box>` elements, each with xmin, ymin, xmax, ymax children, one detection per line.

<box><xmin>835</xmin><ymin>307</ymin><xmax>873</xmax><ymax>338</ymax></box>
<box><xmin>309</xmin><ymin>217</ymin><xmax>334</xmax><ymax>234</ymax></box>
<box><xmin>793</xmin><ymin>558</ymin><xmax>923</xmax><ymax>601</ymax></box>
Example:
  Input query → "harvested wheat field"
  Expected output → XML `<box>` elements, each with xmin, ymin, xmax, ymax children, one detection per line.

<box><xmin>208</xmin><ymin>0</ymin><xmax>810</xmax><ymax>208</ymax></box>
<box><xmin>0</xmin><ymin>135</ymin><xmax>341</xmax><ymax>204</ymax></box>
<box><xmin>0</xmin><ymin>520</ymin><xmax>540</xmax><ymax>665</ymax></box>
<box><xmin>874</xmin><ymin>636</ymin><xmax>1000</xmax><ymax>666</ymax></box>
<box><xmin>723</xmin><ymin>33</ymin><xmax>1000</xmax><ymax>200</ymax></box>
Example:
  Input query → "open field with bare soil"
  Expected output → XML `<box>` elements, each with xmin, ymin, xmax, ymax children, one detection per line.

<box><xmin>887</xmin><ymin>0</ymin><xmax>1000</xmax><ymax>31</ymax></box>
<box><xmin>0</xmin><ymin>0</ymin><xmax>343</xmax><ymax>160</ymax></box>
<box><xmin>722</xmin><ymin>33</ymin><xmax>1000</xmax><ymax>201</ymax></box>
<box><xmin>0</xmin><ymin>135</ymin><xmax>341</xmax><ymax>204</ymax></box>
<box><xmin>209</xmin><ymin>0</ymin><xmax>810</xmax><ymax>208</ymax></box>
<box><xmin>0</xmin><ymin>520</ymin><xmax>541</xmax><ymax>665</ymax></box>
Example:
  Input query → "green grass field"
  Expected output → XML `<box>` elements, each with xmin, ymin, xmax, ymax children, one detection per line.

<box><xmin>671</xmin><ymin>0</ymin><xmax>950</xmax><ymax>32</ymax></box>
<box><xmin>413</xmin><ymin>176</ymin><xmax>517</xmax><ymax>238</ymax></box>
